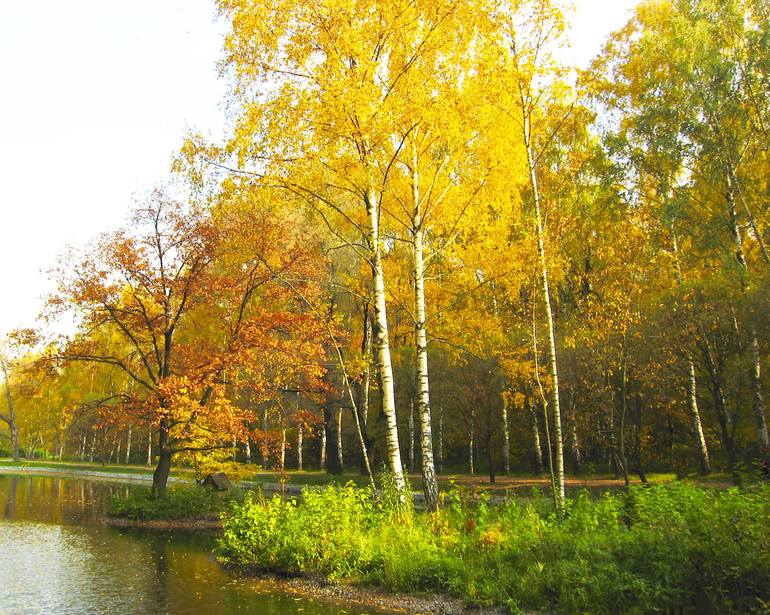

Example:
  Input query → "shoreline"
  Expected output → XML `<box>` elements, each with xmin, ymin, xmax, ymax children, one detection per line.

<box><xmin>224</xmin><ymin>566</ymin><xmax>506</xmax><ymax>615</ymax></box>
<box><xmin>105</xmin><ymin>515</ymin><xmax>223</xmax><ymax>531</ymax></box>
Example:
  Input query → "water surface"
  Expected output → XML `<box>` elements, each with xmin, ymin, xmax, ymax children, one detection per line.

<box><xmin>0</xmin><ymin>474</ymin><xmax>377</xmax><ymax>615</ymax></box>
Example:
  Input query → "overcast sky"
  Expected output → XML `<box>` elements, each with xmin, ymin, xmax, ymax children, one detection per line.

<box><xmin>0</xmin><ymin>0</ymin><xmax>639</xmax><ymax>338</ymax></box>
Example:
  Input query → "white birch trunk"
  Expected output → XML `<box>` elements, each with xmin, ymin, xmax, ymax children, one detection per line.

<box><xmin>147</xmin><ymin>430</ymin><xmax>152</xmax><ymax>466</ymax></box>
<box><xmin>502</xmin><ymin>399</ymin><xmax>510</xmax><ymax>475</ymax></box>
<box><xmin>410</xmin><ymin>145</ymin><xmax>439</xmax><ymax>511</ymax></box>
<box><xmin>727</xmin><ymin>184</ymin><xmax>769</xmax><ymax>454</ymax></box>
<box><xmin>469</xmin><ymin>410</ymin><xmax>475</xmax><ymax>475</ymax></box>
<box><xmin>525</xmin><ymin>137</ymin><xmax>565</xmax><ymax>507</ymax></box>
<box><xmin>320</xmin><ymin>426</ymin><xmax>326</xmax><ymax>470</ymax></box>
<box><xmin>408</xmin><ymin>397</ymin><xmax>415</xmax><ymax>473</ymax></box>
<box><xmin>687</xmin><ymin>360</ymin><xmax>711</xmax><ymax>474</ymax></box>
<box><xmin>297</xmin><ymin>425</ymin><xmax>303</xmax><ymax>471</ymax></box>
<box><xmin>125</xmin><ymin>424</ymin><xmax>132</xmax><ymax>465</ymax></box>
<box><xmin>336</xmin><ymin>407</ymin><xmax>343</xmax><ymax>470</ymax></box>
<box><xmin>437</xmin><ymin>404</ymin><xmax>444</xmax><ymax>475</ymax></box>
<box><xmin>245</xmin><ymin>438</ymin><xmax>252</xmax><ymax>464</ymax></box>
<box><xmin>366</xmin><ymin>187</ymin><xmax>406</xmax><ymax>495</ymax></box>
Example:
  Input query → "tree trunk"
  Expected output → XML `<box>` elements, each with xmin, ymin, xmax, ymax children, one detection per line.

<box><xmin>353</xmin><ymin>303</ymin><xmax>373</xmax><ymax>476</ymax></box>
<box><xmin>468</xmin><ymin>411</ymin><xmax>475</xmax><ymax>475</ymax></box>
<box><xmin>571</xmin><ymin>421</ymin><xmax>582</xmax><ymax>474</ymax></box>
<box><xmin>700</xmin><ymin>338</ymin><xmax>739</xmax><ymax>483</ymax></box>
<box><xmin>407</xmin><ymin>397</ymin><xmax>415</xmax><ymax>473</ymax></box>
<box><xmin>151</xmin><ymin>421</ymin><xmax>171</xmax><ymax>498</ymax></box>
<box><xmin>619</xmin><ymin>351</ymin><xmax>630</xmax><ymax>488</ymax></box>
<box><xmin>336</xmin><ymin>407</ymin><xmax>343</xmax><ymax>471</ymax></box>
<box><xmin>502</xmin><ymin>398</ymin><xmax>510</xmax><ymax>475</ymax></box>
<box><xmin>320</xmin><ymin>424</ymin><xmax>326</xmax><ymax>470</ymax></box>
<box><xmin>633</xmin><ymin>393</ymin><xmax>648</xmax><ymax>484</ymax></box>
<box><xmin>525</xmin><ymin>138</ymin><xmax>565</xmax><ymax>508</ymax></box>
<box><xmin>686</xmin><ymin>360</ymin><xmax>711</xmax><ymax>474</ymax></box>
<box><xmin>437</xmin><ymin>405</ymin><xmax>444</xmax><ymax>475</ymax></box>
<box><xmin>261</xmin><ymin>409</ymin><xmax>268</xmax><ymax>468</ymax></box>
<box><xmin>125</xmin><ymin>424</ymin><xmax>132</xmax><ymax>465</ymax></box>
<box><xmin>323</xmin><ymin>406</ymin><xmax>341</xmax><ymax>475</ymax></box>
<box><xmin>297</xmin><ymin>425</ymin><xmax>303</xmax><ymax>471</ymax></box>
<box><xmin>410</xmin><ymin>151</ymin><xmax>439</xmax><ymax>511</ymax></box>
<box><xmin>366</xmin><ymin>187</ymin><xmax>406</xmax><ymax>495</ymax></box>
<box><xmin>245</xmin><ymin>437</ymin><xmax>252</xmax><ymax>464</ymax></box>
<box><xmin>727</xmin><ymin>182</ymin><xmax>769</xmax><ymax>455</ymax></box>
<box><xmin>528</xmin><ymin>398</ymin><xmax>544</xmax><ymax>475</ymax></box>
<box><xmin>749</xmin><ymin>330</ymin><xmax>769</xmax><ymax>454</ymax></box>
<box><xmin>146</xmin><ymin>429</ymin><xmax>152</xmax><ymax>466</ymax></box>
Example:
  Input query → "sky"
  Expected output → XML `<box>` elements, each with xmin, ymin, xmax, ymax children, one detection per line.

<box><xmin>0</xmin><ymin>0</ymin><xmax>639</xmax><ymax>339</ymax></box>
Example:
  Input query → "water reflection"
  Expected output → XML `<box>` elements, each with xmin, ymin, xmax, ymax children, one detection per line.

<box><xmin>0</xmin><ymin>475</ymin><xmax>376</xmax><ymax>615</ymax></box>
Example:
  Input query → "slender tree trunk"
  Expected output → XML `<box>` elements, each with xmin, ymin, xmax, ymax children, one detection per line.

<box><xmin>749</xmin><ymin>331</ymin><xmax>769</xmax><ymax>454</ymax></box>
<box><xmin>410</xmin><ymin>147</ymin><xmax>439</xmax><ymax>511</ymax></box>
<box><xmin>146</xmin><ymin>429</ymin><xmax>152</xmax><ymax>466</ymax></box>
<box><xmin>366</xmin><ymin>187</ymin><xmax>406</xmax><ymax>495</ymax></box>
<box><xmin>571</xmin><ymin>421</ymin><xmax>582</xmax><ymax>474</ymax></box>
<box><xmin>672</xmin><ymin>232</ymin><xmax>712</xmax><ymax>472</ymax></box>
<box><xmin>297</xmin><ymin>425</ymin><xmax>303</xmax><ymax>471</ymax></box>
<box><xmin>336</xmin><ymin>407</ymin><xmax>343</xmax><ymax>471</ymax></box>
<box><xmin>468</xmin><ymin>411</ymin><xmax>475</xmax><ymax>475</ymax></box>
<box><xmin>700</xmin><ymin>338</ymin><xmax>739</xmax><ymax>483</ymax></box>
<box><xmin>502</xmin><ymin>398</ymin><xmax>510</xmax><ymax>475</ymax></box>
<box><xmin>527</xmin><ymin>398</ymin><xmax>544</xmax><ymax>475</ymax></box>
<box><xmin>320</xmin><ymin>424</ymin><xmax>326</xmax><ymax>470</ymax></box>
<box><xmin>245</xmin><ymin>437</ymin><xmax>252</xmax><ymax>464</ymax></box>
<box><xmin>353</xmin><ymin>307</ymin><xmax>374</xmax><ymax>475</ymax></box>
<box><xmin>524</xmin><ymin>136</ymin><xmax>565</xmax><ymax>507</ymax></box>
<box><xmin>437</xmin><ymin>404</ymin><xmax>444</xmax><ymax>475</ymax></box>
<box><xmin>619</xmin><ymin>352</ymin><xmax>630</xmax><ymax>488</ymax></box>
<box><xmin>125</xmin><ymin>424</ymin><xmax>132</xmax><ymax>465</ymax></box>
<box><xmin>408</xmin><ymin>397</ymin><xmax>415</xmax><ymax>473</ymax></box>
<box><xmin>633</xmin><ymin>393</ymin><xmax>648</xmax><ymax>484</ymax></box>
<box><xmin>115</xmin><ymin>434</ymin><xmax>121</xmax><ymax>465</ymax></box>
<box><xmin>686</xmin><ymin>360</ymin><xmax>711</xmax><ymax>474</ymax></box>
<box><xmin>727</xmin><ymin>182</ymin><xmax>769</xmax><ymax>454</ymax></box>
<box><xmin>323</xmin><ymin>406</ymin><xmax>341</xmax><ymax>475</ymax></box>
<box><xmin>261</xmin><ymin>409</ymin><xmax>268</xmax><ymax>468</ymax></box>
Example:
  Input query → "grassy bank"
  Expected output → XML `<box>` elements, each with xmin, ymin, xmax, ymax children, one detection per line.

<box><xmin>107</xmin><ymin>485</ymin><xmax>243</xmax><ymax>520</ymax></box>
<box><xmin>217</xmin><ymin>482</ymin><xmax>770</xmax><ymax>614</ymax></box>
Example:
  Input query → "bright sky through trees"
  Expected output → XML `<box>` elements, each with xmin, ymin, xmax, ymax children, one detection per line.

<box><xmin>0</xmin><ymin>0</ymin><xmax>636</xmax><ymax>337</ymax></box>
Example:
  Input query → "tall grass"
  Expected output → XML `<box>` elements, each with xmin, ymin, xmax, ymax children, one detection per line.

<box><xmin>218</xmin><ymin>482</ymin><xmax>770</xmax><ymax>614</ymax></box>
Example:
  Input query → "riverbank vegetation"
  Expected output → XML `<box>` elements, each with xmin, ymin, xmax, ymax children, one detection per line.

<box><xmin>219</xmin><ymin>482</ymin><xmax>770</xmax><ymax>614</ymax></box>
<box><xmin>107</xmin><ymin>485</ymin><xmax>241</xmax><ymax>521</ymax></box>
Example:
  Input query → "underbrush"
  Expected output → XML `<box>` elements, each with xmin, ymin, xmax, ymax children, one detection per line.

<box><xmin>107</xmin><ymin>485</ymin><xmax>243</xmax><ymax>520</ymax></box>
<box><xmin>217</xmin><ymin>482</ymin><xmax>770</xmax><ymax>614</ymax></box>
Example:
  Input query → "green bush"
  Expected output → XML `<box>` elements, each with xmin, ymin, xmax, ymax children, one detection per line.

<box><xmin>107</xmin><ymin>485</ymin><xmax>243</xmax><ymax>520</ymax></box>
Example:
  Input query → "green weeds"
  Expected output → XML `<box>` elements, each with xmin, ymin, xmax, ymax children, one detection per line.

<box><xmin>218</xmin><ymin>482</ymin><xmax>770</xmax><ymax>614</ymax></box>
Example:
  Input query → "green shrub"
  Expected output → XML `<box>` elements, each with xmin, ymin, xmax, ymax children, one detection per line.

<box><xmin>217</xmin><ymin>482</ymin><xmax>770</xmax><ymax>614</ymax></box>
<box><xmin>107</xmin><ymin>485</ymin><xmax>243</xmax><ymax>520</ymax></box>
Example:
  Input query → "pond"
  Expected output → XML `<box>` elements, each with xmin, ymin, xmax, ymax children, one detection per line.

<box><xmin>0</xmin><ymin>474</ymin><xmax>379</xmax><ymax>615</ymax></box>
